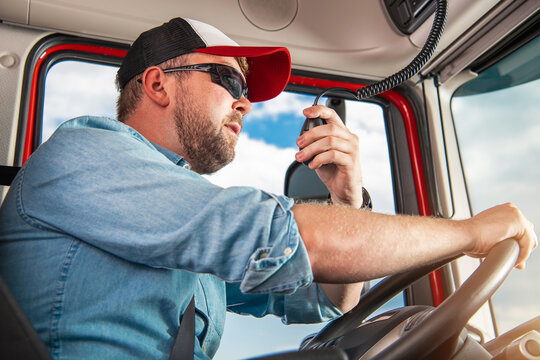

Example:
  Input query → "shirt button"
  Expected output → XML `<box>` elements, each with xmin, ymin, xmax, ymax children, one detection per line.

<box><xmin>283</xmin><ymin>247</ymin><xmax>293</xmax><ymax>256</ymax></box>
<box><xmin>182</xmin><ymin>163</ymin><xmax>191</xmax><ymax>170</ymax></box>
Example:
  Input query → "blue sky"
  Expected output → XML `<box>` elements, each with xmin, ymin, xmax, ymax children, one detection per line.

<box><xmin>42</xmin><ymin>60</ymin><xmax>540</xmax><ymax>358</ymax></box>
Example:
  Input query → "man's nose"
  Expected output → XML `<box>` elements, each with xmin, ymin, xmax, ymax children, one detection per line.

<box><xmin>233</xmin><ymin>96</ymin><xmax>252</xmax><ymax>117</ymax></box>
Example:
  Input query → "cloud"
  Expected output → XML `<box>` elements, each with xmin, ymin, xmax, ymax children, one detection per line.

<box><xmin>248</xmin><ymin>92</ymin><xmax>313</xmax><ymax>122</ymax></box>
<box><xmin>347</xmin><ymin>102</ymin><xmax>395</xmax><ymax>213</ymax></box>
<box><xmin>347</xmin><ymin>100</ymin><xmax>388</xmax><ymax>133</ymax></box>
<box><xmin>453</xmin><ymin>89</ymin><xmax>540</xmax><ymax>224</ymax></box>
<box><xmin>42</xmin><ymin>61</ymin><xmax>119</xmax><ymax>140</ymax></box>
<box><xmin>205</xmin><ymin>134</ymin><xmax>297</xmax><ymax>194</ymax></box>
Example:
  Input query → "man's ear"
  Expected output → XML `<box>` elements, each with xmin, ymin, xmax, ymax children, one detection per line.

<box><xmin>140</xmin><ymin>66</ymin><xmax>170</xmax><ymax>107</ymax></box>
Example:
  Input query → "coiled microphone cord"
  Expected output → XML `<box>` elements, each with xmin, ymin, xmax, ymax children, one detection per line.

<box><xmin>313</xmin><ymin>0</ymin><xmax>447</xmax><ymax>105</ymax></box>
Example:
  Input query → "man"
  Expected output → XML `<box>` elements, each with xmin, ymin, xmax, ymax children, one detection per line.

<box><xmin>0</xmin><ymin>17</ymin><xmax>536</xmax><ymax>360</ymax></box>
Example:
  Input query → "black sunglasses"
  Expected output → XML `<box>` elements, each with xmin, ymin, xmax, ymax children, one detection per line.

<box><xmin>138</xmin><ymin>63</ymin><xmax>248</xmax><ymax>100</ymax></box>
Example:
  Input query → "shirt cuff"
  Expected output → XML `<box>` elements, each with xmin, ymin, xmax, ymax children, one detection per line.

<box><xmin>239</xmin><ymin>193</ymin><xmax>314</xmax><ymax>295</ymax></box>
<box><xmin>281</xmin><ymin>283</ymin><xmax>343</xmax><ymax>324</ymax></box>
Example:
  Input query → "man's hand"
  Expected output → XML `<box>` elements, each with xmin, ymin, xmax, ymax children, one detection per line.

<box><xmin>295</xmin><ymin>105</ymin><xmax>363</xmax><ymax>208</ymax></box>
<box><xmin>465</xmin><ymin>203</ymin><xmax>537</xmax><ymax>269</ymax></box>
<box><xmin>295</xmin><ymin>105</ymin><xmax>367</xmax><ymax>310</ymax></box>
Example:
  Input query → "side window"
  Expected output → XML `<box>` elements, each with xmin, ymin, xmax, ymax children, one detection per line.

<box><xmin>42</xmin><ymin>59</ymin><xmax>400</xmax><ymax>359</ymax></box>
<box><xmin>42</xmin><ymin>60</ymin><xmax>119</xmax><ymax>143</ymax></box>
<box><xmin>451</xmin><ymin>36</ymin><xmax>540</xmax><ymax>335</ymax></box>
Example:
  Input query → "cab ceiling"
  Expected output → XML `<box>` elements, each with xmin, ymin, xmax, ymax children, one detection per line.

<box><xmin>1</xmin><ymin>0</ymin><xmax>501</xmax><ymax>81</ymax></box>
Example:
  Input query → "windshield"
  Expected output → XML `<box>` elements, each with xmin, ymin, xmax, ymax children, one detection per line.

<box><xmin>451</xmin><ymin>35</ymin><xmax>540</xmax><ymax>335</ymax></box>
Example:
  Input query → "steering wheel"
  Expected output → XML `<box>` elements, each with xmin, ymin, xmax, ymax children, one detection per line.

<box><xmin>296</xmin><ymin>239</ymin><xmax>520</xmax><ymax>359</ymax></box>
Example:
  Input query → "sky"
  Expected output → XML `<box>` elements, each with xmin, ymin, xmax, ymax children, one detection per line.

<box><xmin>41</xmin><ymin>59</ymin><xmax>539</xmax><ymax>358</ymax></box>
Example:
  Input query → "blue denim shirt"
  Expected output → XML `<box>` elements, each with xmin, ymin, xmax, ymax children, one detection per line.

<box><xmin>0</xmin><ymin>116</ymin><xmax>341</xmax><ymax>359</ymax></box>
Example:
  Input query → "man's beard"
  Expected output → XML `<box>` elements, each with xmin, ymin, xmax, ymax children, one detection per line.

<box><xmin>173</xmin><ymin>95</ymin><xmax>241</xmax><ymax>175</ymax></box>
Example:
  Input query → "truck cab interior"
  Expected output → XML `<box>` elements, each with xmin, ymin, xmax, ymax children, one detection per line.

<box><xmin>1</xmin><ymin>0</ymin><xmax>539</xmax><ymax>359</ymax></box>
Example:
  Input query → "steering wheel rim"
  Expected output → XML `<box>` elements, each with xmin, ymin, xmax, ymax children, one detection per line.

<box><xmin>304</xmin><ymin>239</ymin><xmax>519</xmax><ymax>359</ymax></box>
<box><xmin>303</xmin><ymin>255</ymin><xmax>459</xmax><ymax>349</ymax></box>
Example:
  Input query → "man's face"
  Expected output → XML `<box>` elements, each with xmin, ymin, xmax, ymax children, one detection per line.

<box><xmin>171</xmin><ymin>54</ymin><xmax>251</xmax><ymax>174</ymax></box>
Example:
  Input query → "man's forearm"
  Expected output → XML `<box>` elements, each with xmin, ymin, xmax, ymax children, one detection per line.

<box><xmin>293</xmin><ymin>204</ymin><xmax>474</xmax><ymax>283</ymax></box>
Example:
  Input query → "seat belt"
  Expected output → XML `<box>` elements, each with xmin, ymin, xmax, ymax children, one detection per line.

<box><xmin>169</xmin><ymin>295</ymin><xmax>195</xmax><ymax>360</ymax></box>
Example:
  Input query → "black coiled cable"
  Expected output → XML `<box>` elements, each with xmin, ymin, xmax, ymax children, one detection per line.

<box><xmin>313</xmin><ymin>0</ymin><xmax>447</xmax><ymax>105</ymax></box>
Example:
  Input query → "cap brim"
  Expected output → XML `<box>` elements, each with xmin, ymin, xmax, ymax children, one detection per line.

<box><xmin>195</xmin><ymin>46</ymin><xmax>291</xmax><ymax>102</ymax></box>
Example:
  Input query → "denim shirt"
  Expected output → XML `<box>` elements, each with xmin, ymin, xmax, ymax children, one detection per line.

<box><xmin>0</xmin><ymin>116</ymin><xmax>341</xmax><ymax>359</ymax></box>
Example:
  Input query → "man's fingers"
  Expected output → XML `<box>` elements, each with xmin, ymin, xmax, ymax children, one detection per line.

<box><xmin>306</xmin><ymin>149</ymin><xmax>353</xmax><ymax>170</ymax></box>
<box><xmin>516</xmin><ymin>240</ymin><xmax>532</xmax><ymax>269</ymax></box>
<box><xmin>298</xmin><ymin>105</ymin><xmax>358</xmax><ymax>163</ymax></box>
<box><xmin>297</xmin><ymin>121</ymin><xmax>353</xmax><ymax>148</ymax></box>
<box><xmin>531</xmin><ymin>220</ymin><xmax>538</xmax><ymax>249</ymax></box>
<box><xmin>467</xmin><ymin>203</ymin><xmax>537</xmax><ymax>270</ymax></box>
<box><xmin>303</xmin><ymin>105</ymin><xmax>344</xmax><ymax>126</ymax></box>
<box><xmin>515</xmin><ymin>220</ymin><xmax>537</xmax><ymax>269</ymax></box>
<box><xmin>296</xmin><ymin>134</ymin><xmax>358</xmax><ymax>164</ymax></box>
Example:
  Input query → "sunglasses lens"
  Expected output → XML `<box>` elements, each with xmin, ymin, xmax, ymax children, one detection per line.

<box><xmin>217</xmin><ymin>66</ymin><xmax>248</xmax><ymax>100</ymax></box>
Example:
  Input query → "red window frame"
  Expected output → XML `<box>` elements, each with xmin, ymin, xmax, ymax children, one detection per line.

<box><xmin>23</xmin><ymin>44</ymin><xmax>127</xmax><ymax>163</ymax></box>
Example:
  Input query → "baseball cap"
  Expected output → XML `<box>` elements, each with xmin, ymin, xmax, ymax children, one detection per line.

<box><xmin>117</xmin><ymin>17</ymin><xmax>291</xmax><ymax>102</ymax></box>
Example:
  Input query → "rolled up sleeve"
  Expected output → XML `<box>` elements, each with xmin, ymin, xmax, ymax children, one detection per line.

<box><xmin>238</xmin><ymin>192</ymin><xmax>313</xmax><ymax>294</ymax></box>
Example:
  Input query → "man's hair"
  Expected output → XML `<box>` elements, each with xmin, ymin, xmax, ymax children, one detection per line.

<box><xmin>115</xmin><ymin>55</ymin><xmax>190</xmax><ymax>123</ymax></box>
<box><xmin>115</xmin><ymin>56</ymin><xmax>249</xmax><ymax>123</ymax></box>
<box><xmin>235</xmin><ymin>57</ymin><xmax>249</xmax><ymax>78</ymax></box>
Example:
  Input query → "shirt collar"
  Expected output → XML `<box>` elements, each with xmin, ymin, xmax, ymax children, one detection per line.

<box><xmin>151</xmin><ymin>142</ymin><xmax>192</xmax><ymax>170</ymax></box>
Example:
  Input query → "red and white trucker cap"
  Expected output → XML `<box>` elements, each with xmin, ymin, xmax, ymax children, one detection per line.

<box><xmin>117</xmin><ymin>17</ymin><xmax>291</xmax><ymax>102</ymax></box>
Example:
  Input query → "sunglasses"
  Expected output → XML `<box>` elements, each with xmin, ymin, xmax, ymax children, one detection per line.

<box><xmin>139</xmin><ymin>63</ymin><xmax>249</xmax><ymax>100</ymax></box>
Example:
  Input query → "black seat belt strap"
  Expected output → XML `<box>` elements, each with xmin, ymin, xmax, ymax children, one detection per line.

<box><xmin>169</xmin><ymin>295</ymin><xmax>195</xmax><ymax>360</ymax></box>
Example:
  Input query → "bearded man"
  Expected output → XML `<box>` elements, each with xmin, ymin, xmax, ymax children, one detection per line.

<box><xmin>0</xmin><ymin>17</ymin><xmax>535</xmax><ymax>360</ymax></box>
